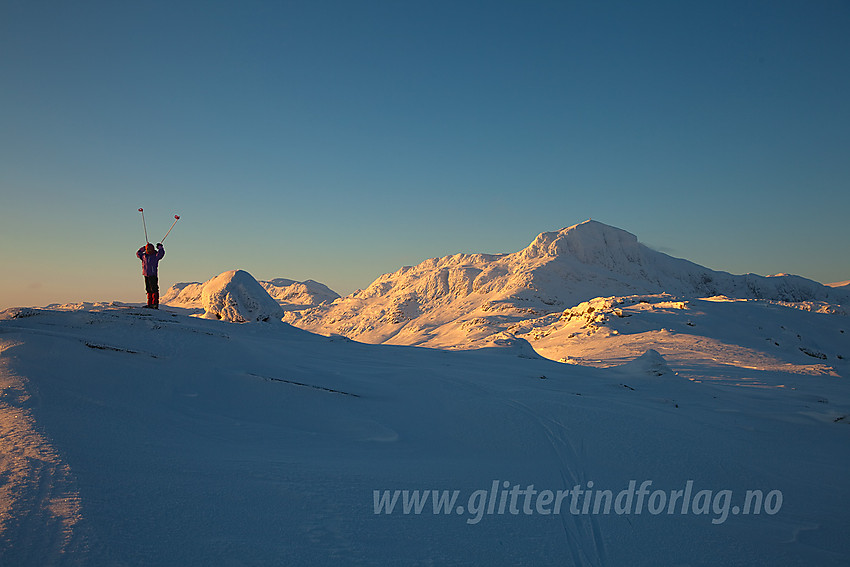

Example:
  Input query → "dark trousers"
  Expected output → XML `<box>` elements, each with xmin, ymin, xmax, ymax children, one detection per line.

<box><xmin>144</xmin><ymin>275</ymin><xmax>159</xmax><ymax>294</ymax></box>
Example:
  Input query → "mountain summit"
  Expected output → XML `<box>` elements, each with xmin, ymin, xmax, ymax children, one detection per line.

<box><xmin>286</xmin><ymin>220</ymin><xmax>847</xmax><ymax>349</ymax></box>
<box><xmin>520</xmin><ymin>219</ymin><xmax>644</xmax><ymax>263</ymax></box>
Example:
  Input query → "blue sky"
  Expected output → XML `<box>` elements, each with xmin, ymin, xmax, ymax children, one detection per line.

<box><xmin>1</xmin><ymin>0</ymin><xmax>848</xmax><ymax>308</ymax></box>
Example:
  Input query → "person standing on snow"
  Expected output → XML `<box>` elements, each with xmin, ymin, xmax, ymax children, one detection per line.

<box><xmin>137</xmin><ymin>242</ymin><xmax>165</xmax><ymax>308</ymax></box>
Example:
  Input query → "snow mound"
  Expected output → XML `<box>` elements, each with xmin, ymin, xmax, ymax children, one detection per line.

<box><xmin>485</xmin><ymin>333</ymin><xmax>545</xmax><ymax>359</ymax></box>
<box><xmin>614</xmin><ymin>349</ymin><xmax>674</xmax><ymax>376</ymax></box>
<box><xmin>200</xmin><ymin>270</ymin><xmax>284</xmax><ymax>323</ymax></box>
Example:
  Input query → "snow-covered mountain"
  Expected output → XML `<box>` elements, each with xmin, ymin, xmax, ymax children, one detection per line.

<box><xmin>285</xmin><ymin>220</ymin><xmax>848</xmax><ymax>351</ymax></box>
<box><xmin>260</xmin><ymin>278</ymin><xmax>340</xmax><ymax>309</ymax></box>
<box><xmin>162</xmin><ymin>273</ymin><xmax>339</xmax><ymax>314</ymax></box>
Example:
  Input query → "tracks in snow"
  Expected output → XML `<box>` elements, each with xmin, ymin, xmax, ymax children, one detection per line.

<box><xmin>0</xmin><ymin>341</ymin><xmax>86</xmax><ymax>565</ymax></box>
<box><xmin>505</xmin><ymin>398</ymin><xmax>609</xmax><ymax>567</ymax></box>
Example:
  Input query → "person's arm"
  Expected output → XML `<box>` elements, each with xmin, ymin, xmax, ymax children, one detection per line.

<box><xmin>156</xmin><ymin>243</ymin><xmax>165</xmax><ymax>259</ymax></box>
<box><xmin>137</xmin><ymin>246</ymin><xmax>146</xmax><ymax>260</ymax></box>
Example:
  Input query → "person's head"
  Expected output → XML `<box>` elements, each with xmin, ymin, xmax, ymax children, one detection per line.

<box><xmin>145</xmin><ymin>243</ymin><xmax>155</xmax><ymax>254</ymax></box>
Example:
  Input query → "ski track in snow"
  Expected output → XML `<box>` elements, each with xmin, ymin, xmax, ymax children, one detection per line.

<box><xmin>0</xmin><ymin>341</ymin><xmax>85</xmax><ymax>564</ymax></box>
<box><xmin>504</xmin><ymin>398</ymin><xmax>607</xmax><ymax>567</ymax></box>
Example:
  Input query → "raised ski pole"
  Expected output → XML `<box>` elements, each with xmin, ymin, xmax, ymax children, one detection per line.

<box><xmin>160</xmin><ymin>215</ymin><xmax>180</xmax><ymax>243</ymax></box>
<box><xmin>138</xmin><ymin>208</ymin><xmax>149</xmax><ymax>242</ymax></box>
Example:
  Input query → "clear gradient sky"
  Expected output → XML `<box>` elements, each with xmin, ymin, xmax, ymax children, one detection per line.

<box><xmin>1</xmin><ymin>0</ymin><xmax>848</xmax><ymax>309</ymax></box>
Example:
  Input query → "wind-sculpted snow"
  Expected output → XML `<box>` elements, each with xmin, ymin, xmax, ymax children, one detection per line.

<box><xmin>0</xmin><ymin>304</ymin><xmax>849</xmax><ymax>565</ymax></box>
<box><xmin>286</xmin><ymin>220</ymin><xmax>848</xmax><ymax>355</ymax></box>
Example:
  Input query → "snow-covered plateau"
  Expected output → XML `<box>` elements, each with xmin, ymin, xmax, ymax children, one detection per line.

<box><xmin>1</xmin><ymin>219</ymin><xmax>848</xmax><ymax>565</ymax></box>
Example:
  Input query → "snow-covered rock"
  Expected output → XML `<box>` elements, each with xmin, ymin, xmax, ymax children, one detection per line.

<box><xmin>199</xmin><ymin>270</ymin><xmax>284</xmax><ymax>323</ymax></box>
<box><xmin>478</xmin><ymin>332</ymin><xmax>546</xmax><ymax>359</ymax></box>
<box><xmin>614</xmin><ymin>349</ymin><xmax>673</xmax><ymax>376</ymax></box>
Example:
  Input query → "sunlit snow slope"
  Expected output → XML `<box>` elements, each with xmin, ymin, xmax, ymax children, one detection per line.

<box><xmin>1</xmin><ymin>305</ymin><xmax>849</xmax><ymax>565</ymax></box>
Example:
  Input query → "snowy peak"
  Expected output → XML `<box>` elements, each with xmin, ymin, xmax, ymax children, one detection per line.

<box><xmin>260</xmin><ymin>279</ymin><xmax>340</xmax><ymax>310</ymax></box>
<box><xmin>517</xmin><ymin>220</ymin><xmax>848</xmax><ymax>305</ymax></box>
<box><xmin>518</xmin><ymin>219</ymin><xmax>698</xmax><ymax>287</ymax></box>
<box><xmin>520</xmin><ymin>220</ymin><xmax>642</xmax><ymax>267</ymax></box>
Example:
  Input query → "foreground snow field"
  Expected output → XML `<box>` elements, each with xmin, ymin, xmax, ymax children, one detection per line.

<box><xmin>1</xmin><ymin>304</ymin><xmax>848</xmax><ymax>565</ymax></box>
